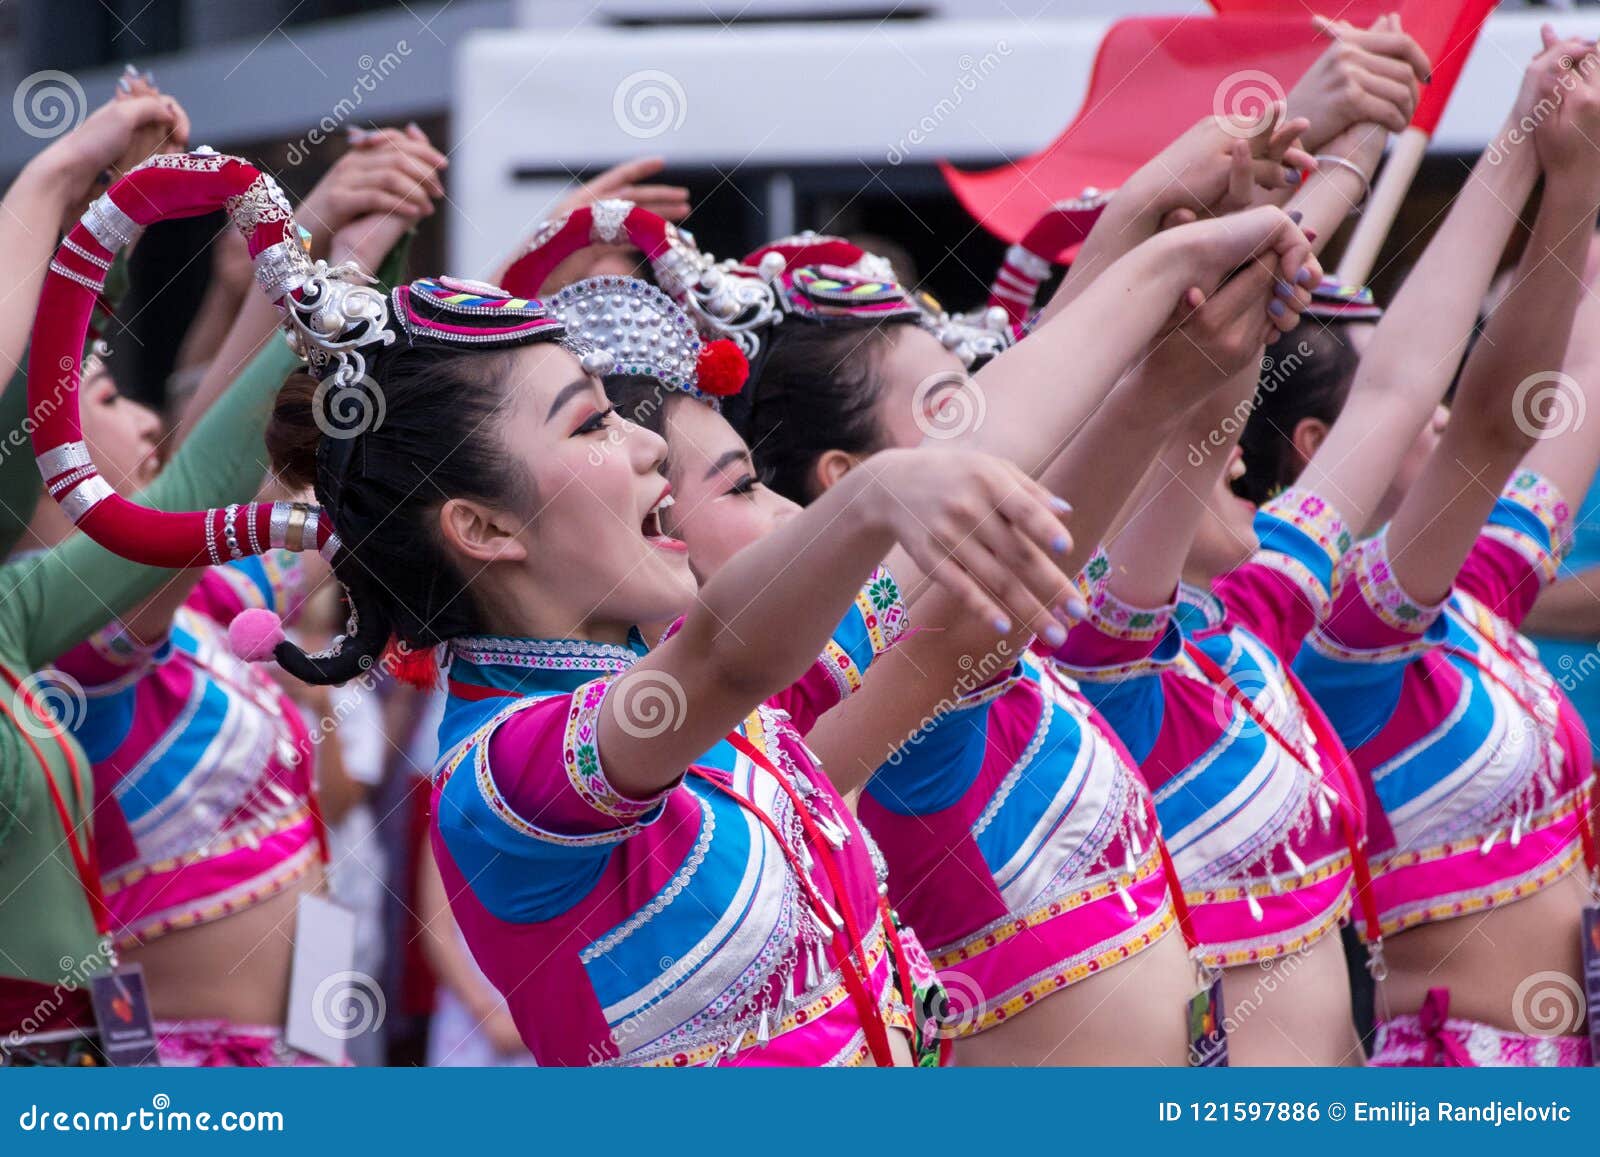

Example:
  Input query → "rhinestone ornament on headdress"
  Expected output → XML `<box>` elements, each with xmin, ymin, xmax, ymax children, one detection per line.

<box><xmin>550</xmin><ymin>275</ymin><xmax>748</xmax><ymax>404</ymax></box>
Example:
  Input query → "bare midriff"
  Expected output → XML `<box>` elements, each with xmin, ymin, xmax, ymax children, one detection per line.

<box><xmin>953</xmin><ymin>924</ymin><xmax>1194</xmax><ymax>1066</ymax></box>
<box><xmin>120</xmin><ymin>864</ymin><xmax>323</xmax><ymax>1027</ymax></box>
<box><xmin>1375</xmin><ymin>868</ymin><xmax>1589</xmax><ymax>1032</ymax></box>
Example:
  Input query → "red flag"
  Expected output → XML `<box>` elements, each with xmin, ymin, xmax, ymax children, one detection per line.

<box><xmin>942</xmin><ymin>2</ymin><xmax>1497</xmax><ymax>251</ymax></box>
<box><xmin>1207</xmin><ymin>0</ymin><xmax>1500</xmax><ymax>132</ymax></box>
<box><xmin>1407</xmin><ymin>0</ymin><xmax>1499</xmax><ymax>133</ymax></box>
<box><xmin>939</xmin><ymin>16</ymin><xmax>1325</xmax><ymax>249</ymax></box>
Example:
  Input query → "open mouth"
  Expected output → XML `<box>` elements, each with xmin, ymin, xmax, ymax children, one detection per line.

<box><xmin>642</xmin><ymin>492</ymin><xmax>687</xmax><ymax>553</ymax></box>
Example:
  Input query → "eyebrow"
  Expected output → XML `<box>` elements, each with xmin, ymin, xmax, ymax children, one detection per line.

<box><xmin>704</xmin><ymin>448</ymin><xmax>751</xmax><ymax>481</ymax></box>
<box><xmin>546</xmin><ymin>378</ymin><xmax>599</xmax><ymax>421</ymax></box>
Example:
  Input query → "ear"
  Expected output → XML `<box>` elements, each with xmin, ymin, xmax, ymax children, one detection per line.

<box><xmin>1290</xmin><ymin>416</ymin><xmax>1329</xmax><ymax>470</ymax></box>
<box><xmin>436</xmin><ymin>497</ymin><xmax>530</xmax><ymax>566</ymax></box>
<box><xmin>812</xmin><ymin>448</ymin><xmax>862</xmax><ymax>496</ymax></box>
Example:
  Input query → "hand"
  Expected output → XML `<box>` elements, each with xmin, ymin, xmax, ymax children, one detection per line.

<box><xmin>1137</xmin><ymin>258</ymin><xmax>1302</xmax><ymax>404</ymax></box>
<box><xmin>1513</xmin><ymin>25</ymin><xmax>1593</xmax><ymax>131</ymax></box>
<box><xmin>1165</xmin><ymin>205</ymin><xmax>1320</xmax><ymax>313</ymax></box>
<box><xmin>209</xmin><ymin>230</ymin><xmax>255</xmax><ymax>299</ymax></box>
<box><xmin>1286</xmin><ymin>14</ymin><xmax>1430</xmax><ymax>151</ymax></box>
<box><xmin>1531</xmin><ymin>32</ymin><xmax>1600</xmax><ymax>177</ymax></box>
<box><xmin>492</xmin><ymin>157</ymin><xmax>691</xmax><ymax>290</ymax></box>
<box><xmin>36</xmin><ymin>90</ymin><xmax>189</xmax><ymax>227</ymax></box>
<box><xmin>296</xmin><ymin>124</ymin><xmax>445</xmax><ymax>255</ymax></box>
<box><xmin>1129</xmin><ymin>109</ymin><xmax>1314</xmax><ymax>227</ymax></box>
<box><xmin>549</xmin><ymin>155</ymin><xmax>690</xmax><ymax>223</ymax></box>
<box><xmin>861</xmin><ymin>447</ymin><xmax>1083</xmax><ymax>644</ymax></box>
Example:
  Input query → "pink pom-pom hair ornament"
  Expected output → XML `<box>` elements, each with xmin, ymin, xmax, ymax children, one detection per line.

<box><xmin>229</xmin><ymin>608</ymin><xmax>288</xmax><ymax>663</ymax></box>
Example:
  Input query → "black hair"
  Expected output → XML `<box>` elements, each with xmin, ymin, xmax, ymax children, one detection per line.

<box><xmin>741</xmin><ymin>320</ymin><xmax>906</xmax><ymax>504</ymax></box>
<box><xmin>1236</xmin><ymin>320</ymin><xmax>1361</xmax><ymax>506</ymax></box>
<box><xmin>263</xmin><ymin>344</ymin><xmax>529</xmax><ymax>684</ymax></box>
<box><xmin>603</xmin><ymin>372</ymin><xmax>672</xmax><ymax>436</ymax></box>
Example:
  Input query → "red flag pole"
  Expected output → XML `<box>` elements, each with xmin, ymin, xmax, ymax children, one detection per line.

<box><xmin>1336</xmin><ymin>128</ymin><xmax>1428</xmax><ymax>285</ymax></box>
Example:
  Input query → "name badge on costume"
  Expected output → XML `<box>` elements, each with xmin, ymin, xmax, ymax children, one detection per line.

<box><xmin>1582</xmin><ymin>904</ymin><xmax>1600</xmax><ymax>1067</ymax></box>
<box><xmin>89</xmin><ymin>964</ymin><xmax>160</xmax><ymax>1066</ymax></box>
<box><xmin>285</xmin><ymin>893</ymin><xmax>360</xmax><ymax>1066</ymax></box>
<box><xmin>1187</xmin><ymin>975</ymin><xmax>1228</xmax><ymax>1067</ymax></box>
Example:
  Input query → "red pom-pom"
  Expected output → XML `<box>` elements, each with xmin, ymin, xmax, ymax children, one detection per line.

<box><xmin>383</xmin><ymin>638</ymin><xmax>439</xmax><ymax>691</ymax></box>
<box><xmin>695</xmin><ymin>339</ymin><xmax>749</xmax><ymax>397</ymax></box>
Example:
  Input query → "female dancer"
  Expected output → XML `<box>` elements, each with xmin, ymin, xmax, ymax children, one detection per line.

<box><xmin>701</xmin><ymin>30</ymin><xmax>1424</xmax><ymax>1062</ymax></box>
<box><xmin>0</xmin><ymin>138</ymin><xmax>332</xmax><ymax>1046</ymax></box>
<box><xmin>498</xmin><ymin>134</ymin><xmax>1322</xmax><ymax>1062</ymax></box>
<box><xmin>1244</xmin><ymin>32</ymin><xmax>1600</xmax><ymax>1065</ymax></box>
<box><xmin>28</xmin><ymin>155</ymin><xmax>1095</xmax><ymax>1065</ymax></box>
<box><xmin>1047</xmin><ymin>33</ymin><xmax>1582</xmax><ymax>1064</ymax></box>
<box><xmin>28</xmin><ymin>132</ymin><xmax>443</xmax><ymax>1065</ymax></box>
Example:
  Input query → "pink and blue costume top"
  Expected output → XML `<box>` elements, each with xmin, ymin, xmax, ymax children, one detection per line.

<box><xmin>48</xmin><ymin>552</ymin><xmax>319</xmax><ymax>949</ymax></box>
<box><xmin>1048</xmin><ymin>490</ymin><xmax>1364</xmax><ymax>968</ymax></box>
<box><xmin>1294</xmin><ymin>471</ymin><xmax>1595</xmax><ymax>936</ymax></box>
<box><xmin>858</xmin><ymin>650</ymin><xmax>1175</xmax><ymax>1037</ymax></box>
<box><xmin>428</xmin><ymin>569</ymin><xmax>941</xmax><ymax>1067</ymax></box>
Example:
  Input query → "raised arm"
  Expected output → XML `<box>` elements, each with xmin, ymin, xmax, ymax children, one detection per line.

<box><xmin>1292</xmin><ymin>48</ymin><xmax>1566</xmax><ymax>537</ymax></box>
<box><xmin>1383</xmin><ymin>54</ymin><xmax>1600</xmax><ymax>606</ymax></box>
<box><xmin>597</xmin><ymin>446</ymin><xmax>1075</xmax><ymax>799</ymax></box>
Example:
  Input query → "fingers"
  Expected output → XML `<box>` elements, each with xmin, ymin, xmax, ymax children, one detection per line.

<box><xmin>590</xmin><ymin>155</ymin><xmax>668</xmax><ymax>192</ymax></box>
<box><xmin>1543</xmin><ymin>23</ymin><xmax>1561</xmax><ymax>52</ymax></box>
<box><xmin>1351</xmin><ymin>87</ymin><xmax>1411</xmax><ymax>134</ymax></box>
<box><xmin>1226</xmin><ymin>138</ymin><xmax>1255</xmax><ymax>207</ymax></box>
<box><xmin>1352</xmin><ymin>66</ymin><xmax>1419</xmax><ymax>125</ymax></box>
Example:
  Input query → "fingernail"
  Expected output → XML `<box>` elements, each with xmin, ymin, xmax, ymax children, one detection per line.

<box><xmin>1065</xmin><ymin>594</ymin><xmax>1089</xmax><ymax>621</ymax></box>
<box><xmin>1288</xmin><ymin>209</ymin><xmax>1303</xmax><ymax>224</ymax></box>
<box><xmin>142</xmin><ymin>69</ymin><xmax>155</xmax><ymax>84</ymax></box>
<box><xmin>116</xmin><ymin>77</ymin><xmax>132</xmax><ymax>94</ymax></box>
<box><xmin>1303</xmin><ymin>227</ymin><xmax>1318</xmax><ymax>243</ymax></box>
<box><xmin>1051</xmin><ymin>533</ymin><xmax>1070</xmax><ymax>554</ymax></box>
<box><xmin>993</xmin><ymin>616</ymin><xmax>1012</xmax><ymax>635</ymax></box>
<box><xmin>1049</xmin><ymin>495</ymin><xmax>1073</xmax><ymax>514</ymax></box>
<box><xmin>407</xmin><ymin>121</ymin><xmax>421</xmax><ymax>131</ymax></box>
<box><xmin>1044</xmin><ymin>623</ymin><xmax>1067</xmax><ymax>647</ymax></box>
<box><xmin>1269</xmin><ymin>299</ymin><xmax>1287</xmax><ymax>318</ymax></box>
<box><xmin>123</xmin><ymin>63</ymin><xmax>139</xmax><ymax>77</ymax></box>
<box><xmin>1284</xmin><ymin>168</ymin><xmax>1302</xmax><ymax>185</ymax></box>
<box><xmin>1275</xmin><ymin>280</ymin><xmax>1294</xmax><ymax>298</ymax></box>
<box><xmin>1296</xmin><ymin>268</ymin><xmax>1313</xmax><ymax>286</ymax></box>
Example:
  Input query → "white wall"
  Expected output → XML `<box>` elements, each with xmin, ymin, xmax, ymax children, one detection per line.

<box><xmin>452</xmin><ymin>10</ymin><xmax>1600</xmax><ymax>277</ymax></box>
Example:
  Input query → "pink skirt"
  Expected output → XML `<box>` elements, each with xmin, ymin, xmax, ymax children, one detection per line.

<box><xmin>154</xmin><ymin>1020</ymin><xmax>328</xmax><ymax>1067</ymax></box>
<box><xmin>1369</xmin><ymin>988</ymin><xmax>1591</xmax><ymax>1067</ymax></box>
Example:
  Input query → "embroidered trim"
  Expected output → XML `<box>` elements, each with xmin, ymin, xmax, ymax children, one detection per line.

<box><xmin>1261</xmin><ymin>488</ymin><xmax>1351</xmax><ymax>568</ymax></box>
<box><xmin>1194</xmin><ymin>884</ymin><xmax>1351</xmax><ymax>968</ymax></box>
<box><xmin>1086</xmin><ymin>580</ymin><xmax>1173</xmax><ymax>642</ymax></box>
<box><xmin>934</xmin><ymin>848</ymin><xmax>1166</xmax><ymax>965</ymax></box>
<box><xmin>1337</xmin><ymin>531</ymin><xmax>1446</xmax><ymax>634</ymax></box>
<box><xmin>940</xmin><ymin>901</ymin><xmax>1177</xmax><ymax>1037</ymax></box>
<box><xmin>450</xmin><ymin>634</ymin><xmax>639</xmax><ymax>675</ymax></box>
<box><xmin>580</xmin><ymin>791</ymin><xmax>716</xmax><ymax>963</ymax></box>
<box><xmin>1501</xmin><ymin>469</ymin><xmax>1572</xmax><ymax>564</ymax></box>
<box><xmin>819</xmin><ymin>639</ymin><xmax>862</xmax><ymax>700</ymax></box>
<box><xmin>970</xmin><ymin>697</ymin><xmax>1054</xmax><ymax>837</ymax></box>
<box><xmin>1373</xmin><ymin>841</ymin><xmax>1584</xmax><ymax>938</ymax></box>
<box><xmin>857</xmin><ymin>567</ymin><xmax>910</xmax><ymax>655</ymax></box>
<box><xmin>563</xmin><ymin>677</ymin><xmax>674</xmax><ymax>821</ymax></box>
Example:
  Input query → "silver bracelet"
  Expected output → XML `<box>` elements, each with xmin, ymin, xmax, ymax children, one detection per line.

<box><xmin>1312</xmin><ymin>154</ymin><xmax>1371</xmax><ymax>214</ymax></box>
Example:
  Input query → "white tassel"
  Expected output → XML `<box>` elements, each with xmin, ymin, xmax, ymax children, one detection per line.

<box><xmin>1117</xmin><ymin>885</ymin><xmax>1137</xmax><ymax>915</ymax></box>
<box><xmin>1246</xmin><ymin>890</ymin><xmax>1264</xmax><ymax>922</ymax></box>
<box><xmin>757</xmin><ymin>1008</ymin><xmax>772</xmax><ymax>1045</ymax></box>
<box><xmin>1285</xmin><ymin>847</ymin><xmax>1308</xmax><ymax>877</ymax></box>
<box><xmin>1511</xmin><ymin>815</ymin><xmax>1524</xmax><ymax>847</ymax></box>
<box><xmin>1480</xmin><ymin>829</ymin><xmax>1500</xmax><ymax>856</ymax></box>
